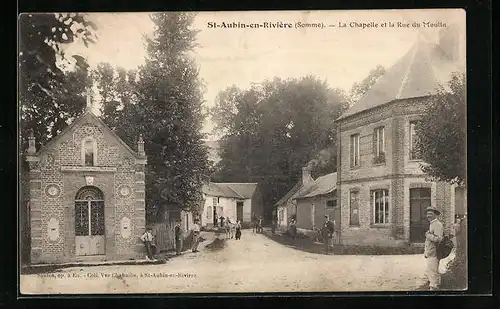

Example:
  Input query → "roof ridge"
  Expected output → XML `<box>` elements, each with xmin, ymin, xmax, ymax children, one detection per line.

<box><xmin>396</xmin><ymin>42</ymin><xmax>419</xmax><ymax>100</ymax></box>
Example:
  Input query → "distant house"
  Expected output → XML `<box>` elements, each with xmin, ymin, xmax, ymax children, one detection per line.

<box><xmin>294</xmin><ymin>171</ymin><xmax>339</xmax><ymax>238</ymax></box>
<box><xmin>335</xmin><ymin>27</ymin><xmax>466</xmax><ymax>246</ymax></box>
<box><xmin>201</xmin><ymin>183</ymin><xmax>263</xmax><ymax>227</ymax></box>
<box><xmin>275</xmin><ymin>167</ymin><xmax>314</xmax><ymax>230</ymax></box>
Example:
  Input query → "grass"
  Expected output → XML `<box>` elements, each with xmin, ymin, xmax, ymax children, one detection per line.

<box><xmin>263</xmin><ymin>230</ymin><xmax>424</xmax><ymax>255</ymax></box>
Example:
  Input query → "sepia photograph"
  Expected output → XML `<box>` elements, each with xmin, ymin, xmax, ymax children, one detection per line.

<box><xmin>18</xmin><ymin>9</ymin><xmax>467</xmax><ymax>294</ymax></box>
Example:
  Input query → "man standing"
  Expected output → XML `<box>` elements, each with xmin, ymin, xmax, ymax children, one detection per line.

<box><xmin>174</xmin><ymin>220</ymin><xmax>183</xmax><ymax>255</ymax></box>
<box><xmin>424</xmin><ymin>206</ymin><xmax>444</xmax><ymax>291</ymax></box>
<box><xmin>322</xmin><ymin>215</ymin><xmax>335</xmax><ymax>254</ymax></box>
<box><xmin>191</xmin><ymin>218</ymin><xmax>201</xmax><ymax>253</ymax></box>
<box><xmin>140</xmin><ymin>227</ymin><xmax>155</xmax><ymax>260</ymax></box>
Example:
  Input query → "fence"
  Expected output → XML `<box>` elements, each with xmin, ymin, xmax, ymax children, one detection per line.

<box><xmin>151</xmin><ymin>221</ymin><xmax>195</xmax><ymax>253</ymax></box>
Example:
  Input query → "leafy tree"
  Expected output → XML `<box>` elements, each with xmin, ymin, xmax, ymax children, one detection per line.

<box><xmin>348</xmin><ymin>65</ymin><xmax>386</xmax><ymax>105</ymax></box>
<box><xmin>18</xmin><ymin>12</ymin><xmax>97</xmax><ymax>264</ymax></box>
<box><xmin>104</xmin><ymin>13</ymin><xmax>210</xmax><ymax>222</ymax></box>
<box><xmin>211</xmin><ymin>76</ymin><xmax>347</xmax><ymax>219</ymax></box>
<box><xmin>415</xmin><ymin>72</ymin><xmax>466</xmax><ymax>185</ymax></box>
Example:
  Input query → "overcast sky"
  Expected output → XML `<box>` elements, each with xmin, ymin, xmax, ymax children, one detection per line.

<box><xmin>61</xmin><ymin>10</ymin><xmax>465</xmax><ymax>138</ymax></box>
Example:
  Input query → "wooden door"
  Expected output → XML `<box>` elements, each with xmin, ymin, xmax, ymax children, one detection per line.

<box><xmin>410</xmin><ymin>188</ymin><xmax>431</xmax><ymax>242</ymax></box>
<box><xmin>236</xmin><ymin>201</ymin><xmax>244</xmax><ymax>222</ymax></box>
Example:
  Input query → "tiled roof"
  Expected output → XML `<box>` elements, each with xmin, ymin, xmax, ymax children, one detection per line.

<box><xmin>295</xmin><ymin>172</ymin><xmax>337</xmax><ymax>199</ymax></box>
<box><xmin>202</xmin><ymin>183</ymin><xmax>257</xmax><ymax>199</ymax></box>
<box><xmin>339</xmin><ymin>39</ymin><xmax>462</xmax><ymax>120</ymax></box>
<box><xmin>275</xmin><ymin>180</ymin><xmax>303</xmax><ymax>206</ymax></box>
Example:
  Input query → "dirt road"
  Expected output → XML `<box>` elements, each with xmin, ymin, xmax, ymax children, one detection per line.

<box><xmin>20</xmin><ymin>230</ymin><xmax>428</xmax><ymax>294</ymax></box>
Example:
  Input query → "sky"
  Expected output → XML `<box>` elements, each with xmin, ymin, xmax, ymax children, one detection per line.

<box><xmin>61</xmin><ymin>9</ymin><xmax>466</xmax><ymax>138</ymax></box>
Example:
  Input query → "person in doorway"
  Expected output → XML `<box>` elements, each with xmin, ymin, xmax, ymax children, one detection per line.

<box><xmin>191</xmin><ymin>219</ymin><xmax>201</xmax><ymax>253</ymax></box>
<box><xmin>424</xmin><ymin>206</ymin><xmax>444</xmax><ymax>291</ymax></box>
<box><xmin>220</xmin><ymin>216</ymin><xmax>225</xmax><ymax>228</ymax></box>
<box><xmin>235</xmin><ymin>220</ymin><xmax>242</xmax><ymax>240</ymax></box>
<box><xmin>174</xmin><ymin>219</ymin><xmax>183</xmax><ymax>255</ymax></box>
<box><xmin>322</xmin><ymin>215</ymin><xmax>335</xmax><ymax>254</ymax></box>
<box><xmin>140</xmin><ymin>227</ymin><xmax>155</xmax><ymax>260</ymax></box>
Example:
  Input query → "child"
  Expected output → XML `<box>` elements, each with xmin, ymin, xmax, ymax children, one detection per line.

<box><xmin>235</xmin><ymin>220</ymin><xmax>242</xmax><ymax>240</ymax></box>
<box><xmin>140</xmin><ymin>227</ymin><xmax>155</xmax><ymax>260</ymax></box>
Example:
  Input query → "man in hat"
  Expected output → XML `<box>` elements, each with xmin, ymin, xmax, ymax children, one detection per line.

<box><xmin>322</xmin><ymin>215</ymin><xmax>335</xmax><ymax>254</ymax></box>
<box><xmin>424</xmin><ymin>206</ymin><xmax>444</xmax><ymax>290</ymax></box>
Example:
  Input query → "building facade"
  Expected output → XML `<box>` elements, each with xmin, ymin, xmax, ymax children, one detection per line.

<box><xmin>336</xmin><ymin>33</ymin><xmax>466</xmax><ymax>246</ymax></box>
<box><xmin>201</xmin><ymin>183</ymin><xmax>263</xmax><ymax>227</ymax></box>
<box><xmin>25</xmin><ymin>111</ymin><xmax>147</xmax><ymax>264</ymax></box>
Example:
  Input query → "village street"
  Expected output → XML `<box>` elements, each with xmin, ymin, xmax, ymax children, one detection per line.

<box><xmin>21</xmin><ymin>230</ymin><xmax>431</xmax><ymax>294</ymax></box>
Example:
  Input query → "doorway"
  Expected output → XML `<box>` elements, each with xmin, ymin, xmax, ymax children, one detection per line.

<box><xmin>75</xmin><ymin>186</ymin><xmax>105</xmax><ymax>256</ymax></box>
<box><xmin>236</xmin><ymin>201</ymin><xmax>244</xmax><ymax>222</ymax></box>
<box><xmin>410</xmin><ymin>188</ymin><xmax>431</xmax><ymax>242</ymax></box>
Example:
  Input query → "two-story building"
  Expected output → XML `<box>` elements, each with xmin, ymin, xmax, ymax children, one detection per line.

<box><xmin>336</xmin><ymin>29</ymin><xmax>466</xmax><ymax>246</ymax></box>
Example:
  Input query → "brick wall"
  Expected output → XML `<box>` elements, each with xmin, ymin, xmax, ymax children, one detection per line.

<box><xmin>28</xmin><ymin>113</ymin><xmax>146</xmax><ymax>264</ymax></box>
<box><xmin>337</xmin><ymin>98</ymin><xmax>455</xmax><ymax>246</ymax></box>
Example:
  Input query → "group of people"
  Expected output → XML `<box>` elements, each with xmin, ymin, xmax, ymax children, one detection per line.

<box><xmin>222</xmin><ymin>218</ymin><xmax>242</xmax><ymax>240</ymax></box>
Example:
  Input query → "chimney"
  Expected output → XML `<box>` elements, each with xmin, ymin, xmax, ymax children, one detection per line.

<box><xmin>137</xmin><ymin>134</ymin><xmax>145</xmax><ymax>157</ymax></box>
<box><xmin>27</xmin><ymin>129</ymin><xmax>36</xmax><ymax>155</ymax></box>
<box><xmin>302</xmin><ymin>166</ymin><xmax>313</xmax><ymax>185</ymax></box>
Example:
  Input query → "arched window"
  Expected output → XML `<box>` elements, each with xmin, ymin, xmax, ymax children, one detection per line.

<box><xmin>75</xmin><ymin>186</ymin><xmax>105</xmax><ymax>256</ymax></box>
<box><xmin>81</xmin><ymin>137</ymin><xmax>97</xmax><ymax>166</ymax></box>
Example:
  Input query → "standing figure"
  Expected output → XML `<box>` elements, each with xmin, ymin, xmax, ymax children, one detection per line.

<box><xmin>252</xmin><ymin>214</ymin><xmax>258</xmax><ymax>233</ymax></box>
<box><xmin>289</xmin><ymin>219</ymin><xmax>297</xmax><ymax>240</ymax></box>
<box><xmin>258</xmin><ymin>216</ymin><xmax>263</xmax><ymax>233</ymax></box>
<box><xmin>225</xmin><ymin>217</ymin><xmax>232</xmax><ymax>239</ymax></box>
<box><xmin>424</xmin><ymin>206</ymin><xmax>444</xmax><ymax>290</ymax></box>
<box><xmin>322</xmin><ymin>215</ymin><xmax>335</xmax><ymax>254</ymax></box>
<box><xmin>235</xmin><ymin>220</ymin><xmax>242</xmax><ymax>240</ymax></box>
<box><xmin>140</xmin><ymin>227</ymin><xmax>155</xmax><ymax>260</ymax></box>
<box><xmin>220</xmin><ymin>216</ymin><xmax>225</xmax><ymax>228</ymax></box>
<box><xmin>191</xmin><ymin>219</ymin><xmax>201</xmax><ymax>253</ymax></box>
<box><xmin>174</xmin><ymin>219</ymin><xmax>183</xmax><ymax>255</ymax></box>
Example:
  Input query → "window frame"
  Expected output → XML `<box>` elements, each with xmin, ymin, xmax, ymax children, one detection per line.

<box><xmin>409</xmin><ymin>121</ymin><xmax>422</xmax><ymax>161</ymax></box>
<box><xmin>373</xmin><ymin>126</ymin><xmax>386</xmax><ymax>164</ymax></box>
<box><xmin>81</xmin><ymin>137</ymin><xmax>97</xmax><ymax>167</ymax></box>
<box><xmin>371</xmin><ymin>189</ymin><xmax>390</xmax><ymax>225</ymax></box>
<box><xmin>349</xmin><ymin>190</ymin><xmax>360</xmax><ymax>226</ymax></box>
<box><xmin>350</xmin><ymin>133</ymin><xmax>360</xmax><ymax>167</ymax></box>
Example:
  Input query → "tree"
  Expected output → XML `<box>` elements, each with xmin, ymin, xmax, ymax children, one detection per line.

<box><xmin>19</xmin><ymin>13</ymin><xmax>97</xmax><ymax>264</ymax></box>
<box><xmin>415</xmin><ymin>72</ymin><xmax>467</xmax><ymax>290</ymax></box>
<box><xmin>348</xmin><ymin>65</ymin><xmax>386</xmax><ymax>105</ymax></box>
<box><xmin>415</xmin><ymin>72</ymin><xmax>466</xmax><ymax>185</ymax></box>
<box><xmin>211</xmin><ymin>76</ymin><xmax>347</xmax><ymax>219</ymax></box>
<box><xmin>104</xmin><ymin>13</ymin><xmax>210</xmax><ymax>222</ymax></box>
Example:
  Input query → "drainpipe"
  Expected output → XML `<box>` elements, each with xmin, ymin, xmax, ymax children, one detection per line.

<box><xmin>337</xmin><ymin>121</ymin><xmax>342</xmax><ymax>245</ymax></box>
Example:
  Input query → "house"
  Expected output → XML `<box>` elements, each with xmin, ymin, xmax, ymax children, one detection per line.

<box><xmin>335</xmin><ymin>27</ymin><xmax>466</xmax><ymax>246</ymax></box>
<box><xmin>24</xmin><ymin>110</ymin><xmax>147</xmax><ymax>264</ymax></box>
<box><xmin>294</xmin><ymin>171</ymin><xmax>339</xmax><ymax>239</ymax></box>
<box><xmin>201</xmin><ymin>183</ymin><xmax>263</xmax><ymax>227</ymax></box>
<box><xmin>275</xmin><ymin>167</ymin><xmax>314</xmax><ymax>230</ymax></box>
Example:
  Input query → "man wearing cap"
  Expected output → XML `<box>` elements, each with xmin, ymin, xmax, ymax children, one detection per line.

<box><xmin>424</xmin><ymin>206</ymin><xmax>444</xmax><ymax>290</ymax></box>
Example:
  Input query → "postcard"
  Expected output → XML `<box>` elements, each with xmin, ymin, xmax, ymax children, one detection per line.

<box><xmin>18</xmin><ymin>9</ymin><xmax>467</xmax><ymax>294</ymax></box>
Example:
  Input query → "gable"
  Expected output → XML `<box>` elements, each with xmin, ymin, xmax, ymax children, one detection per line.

<box><xmin>36</xmin><ymin>111</ymin><xmax>140</xmax><ymax>159</ymax></box>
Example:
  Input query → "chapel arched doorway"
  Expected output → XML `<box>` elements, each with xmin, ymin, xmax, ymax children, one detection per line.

<box><xmin>75</xmin><ymin>186</ymin><xmax>105</xmax><ymax>256</ymax></box>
